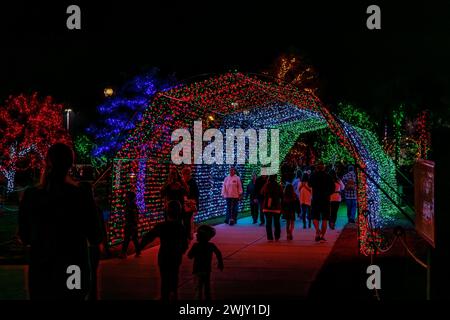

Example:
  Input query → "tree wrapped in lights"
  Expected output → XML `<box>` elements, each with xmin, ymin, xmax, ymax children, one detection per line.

<box><xmin>73</xmin><ymin>134</ymin><xmax>102</xmax><ymax>165</ymax></box>
<box><xmin>384</xmin><ymin>106</ymin><xmax>431</xmax><ymax>166</ymax></box>
<box><xmin>337</xmin><ymin>102</ymin><xmax>377</xmax><ymax>132</ymax></box>
<box><xmin>266</xmin><ymin>53</ymin><xmax>319</xmax><ymax>93</ymax></box>
<box><xmin>416</xmin><ymin>110</ymin><xmax>431</xmax><ymax>159</ymax></box>
<box><xmin>392</xmin><ymin>104</ymin><xmax>405</xmax><ymax>166</ymax></box>
<box><xmin>314</xmin><ymin>103</ymin><xmax>376</xmax><ymax>165</ymax></box>
<box><xmin>86</xmin><ymin>68</ymin><xmax>176</xmax><ymax>168</ymax></box>
<box><xmin>0</xmin><ymin>93</ymin><xmax>70</xmax><ymax>192</ymax></box>
<box><xmin>314</xmin><ymin>129</ymin><xmax>353</xmax><ymax>165</ymax></box>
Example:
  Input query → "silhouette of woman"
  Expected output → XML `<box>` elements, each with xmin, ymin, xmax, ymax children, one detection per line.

<box><xmin>18</xmin><ymin>143</ymin><xmax>103</xmax><ymax>300</ymax></box>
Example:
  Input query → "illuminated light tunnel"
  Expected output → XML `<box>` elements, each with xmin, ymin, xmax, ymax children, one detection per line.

<box><xmin>109</xmin><ymin>72</ymin><xmax>399</xmax><ymax>255</ymax></box>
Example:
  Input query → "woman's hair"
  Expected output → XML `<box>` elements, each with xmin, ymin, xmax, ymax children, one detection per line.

<box><xmin>167</xmin><ymin>168</ymin><xmax>181</xmax><ymax>184</ymax></box>
<box><xmin>181</xmin><ymin>167</ymin><xmax>191</xmax><ymax>177</ymax></box>
<box><xmin>283</xmin><ymin>184</ymin><xmax>297</xmax><ymax>201</ymax></box>
<box><xmin>301</xmin><ymin>173</ymin><xmax>310</xmax><ymax>183</ymax></box>
<box><xmin>263</xmin><ymin>175</ymin><xmax>280</xmax><ymax>197</ymax></box>
<box><xmin>40</xmin><ymin>143</ymin><xmax>74</xmax><ymax>190</ymax></box>
<box><xmin>329</xmin><ymin>170</ymin><xmax>339</xmax><ymax>182</ymax></box>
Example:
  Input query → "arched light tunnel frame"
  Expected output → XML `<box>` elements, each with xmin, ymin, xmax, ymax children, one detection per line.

<box><xmin>109</xmin><ymin>72</ymin><xmax>399</xmax><ymax>255</ymax></box>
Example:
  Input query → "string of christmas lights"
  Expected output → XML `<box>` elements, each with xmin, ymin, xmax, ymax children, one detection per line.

<box><xmin>0</xmin><ymin>93</ymin><xmax>70</xmax><ymax>192</ymax></box>
<box><xmin>107</xmin><ymin>72</ymin><xmax>399</xmax><ymax>254</ymax></box>
<box><xmin>87</xmin><ymin>69</ymin><xmax>176</xmax><ymax>168</ymax></box>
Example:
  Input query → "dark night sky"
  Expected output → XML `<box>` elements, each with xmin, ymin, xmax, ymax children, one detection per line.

<box><xmin>1</xmin><ymin>0</ymin><xmax>449</xmax><ymax>131</ymax></box>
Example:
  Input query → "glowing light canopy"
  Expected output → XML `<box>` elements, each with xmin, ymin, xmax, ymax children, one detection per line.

<box><xmin>109</xmin><ymin>72</ymin><xmax>399</xmax><ymax>255</ymax></box>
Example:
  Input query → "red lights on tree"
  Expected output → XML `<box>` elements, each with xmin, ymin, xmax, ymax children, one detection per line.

<box><xmin>0</xmin><ymin>93</ymin><xmax>71</xmax><ymax>192</ymax></box>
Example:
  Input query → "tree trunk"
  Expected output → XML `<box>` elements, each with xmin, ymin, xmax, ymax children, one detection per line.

<box><xmin>5</xmin><ymin>168</ymin><xmax>16</xmax><ymax>194</ymax></box>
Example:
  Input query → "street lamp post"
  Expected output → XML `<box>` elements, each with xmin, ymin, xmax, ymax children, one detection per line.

<box><xmin>64</xmin><ymin>109</ymin><xmax>73</xmax><ymax>131</ymax></box>
<box><xmin>104</xmin><ymin>87</ymin><xmax>114</xmax><ymax>97</ymax></box>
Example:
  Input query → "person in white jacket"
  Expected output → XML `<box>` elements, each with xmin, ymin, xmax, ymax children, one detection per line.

<box><xmin>222</xmin><ymin>167</ymin><xmax>243</xmax><ymax>225</ymax></box>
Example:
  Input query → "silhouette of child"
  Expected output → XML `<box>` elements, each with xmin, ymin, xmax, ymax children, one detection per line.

<box><xmin>140</xmin><ymin>200</ymin><xmax>188</xmax><ymax>301</ymax></box>
<box><xmin>187</xmin><ymin>225</ymin><xmax>223</xmax><ymax>300</ymax></box>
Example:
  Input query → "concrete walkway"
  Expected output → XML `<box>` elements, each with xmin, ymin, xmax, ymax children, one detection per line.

<box><xmin>99</xmin><ymin>209</ymin><xmax>346</xmax><ymax>300</ymax></box>
<box><xmin>0</xmin><ymin>207</ymin><xmax>347</xmax><ymax>300</ymax></box>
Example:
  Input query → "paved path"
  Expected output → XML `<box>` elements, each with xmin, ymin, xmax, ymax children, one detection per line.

<box><xmin>99</xmin><ymin>209</ymin><xmax>346</xmax><ymax>300</ymax></box>
<box><xmin>0</xmin><ymin>207</ymin><xmax>347</xmax><ymax>300</ymax></box>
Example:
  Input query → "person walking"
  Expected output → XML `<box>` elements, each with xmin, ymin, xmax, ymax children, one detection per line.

<box><xmin>261</xmin><ymin>175</ymin><xmax>283</xmax><ymax>241</ymax></box>
<box><xmin>329</xmin><ymin>170</ymin><xmax>345</xmax><ymax>230</ymax></box>
<box><xmin>85</xmin><ymin>182</ymin><xmax>107</xmax><ymax>301</ymax></box>
<box><xmin>254</xmin><ymin>175</ymin><xmax>267</xmax><ymax>226</ymax></box>
<box><xmin>342</xmin><ymin>165</ymin><xmax>358</xmax><ymax>223</ymax></box>
<box><xmin>187</xmin><ymin>225</ymin><xmax>224</xmax><ymax>300</ymax></box>
<box><xmin>182</xmin><ymin>167</ymin><xmax>199</xmax><ymax>240</ymax></box>
<box><xmin>246</xmin><ymin>173</ymin><xmax>259</xmax><ymax>224</ymax></box>
<box><xmin>161</xmin><ymin>167</ymin><xmax>187</xmax><ymax>221</ymax></box>
<box><xmin>292</xmin><ymin>170</ymin><xmax>302</xmax><ymax>199</ymax></box>
<box><xmin>18</xmin><ymin>143</ymin><xmax>103</xmax><ymax>300</ymax></box>
<box><xmin>308</xmin><ymin>163</ymin><xmax>334</xmax><ymax>242</ymax></box>
<box><xmin>298</xmin><ymin>173</ymin><xmax>313</xmax><ymax>229</ymax></box>
<box><xmin>221</xmin><ymin>167</ymin><xmax>243</xmax><ymax>225</ymax></box>
<box><xmin>140</xmin><ymin>200</ymin><xmax>188</xmax><ymax>301</ymax></box>
<box><xmin>119</xmin><ymin>191</ymin><xmax>141</xmax><ymax>259</ymax></box>
<box><xmin>281</xmin><ymin>184</ymin><xmax>300</xmax><ymax>240</ymax></box>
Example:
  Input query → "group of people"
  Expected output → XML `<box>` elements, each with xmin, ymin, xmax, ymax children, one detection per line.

<box><xmin>121</xmin><ymin>166</ymin><xmax>200</xmax><ymax>257</ymax></box>
<box><xmin>18</xmin><ymin>143</ymin><xmax>223</xmax><ymax>301</ymax></box>
<box><xmin>139</xmin><ymin>200</ymin><xmax>223</xmax><ymax>301</ymax></box>
<box><xmin>224</xmin><ymin>163</ymin><xmax>358</xmax><ymax>242</ymax></box>
<box><xmin>116</xmin><ymin>165</ymin><xmax>225</xmax><ymax>301</ymax></box>
<box><xmin>17</xmin><ymin>142</ymin><xmax>358</xmax><ymax>300</ymax></box>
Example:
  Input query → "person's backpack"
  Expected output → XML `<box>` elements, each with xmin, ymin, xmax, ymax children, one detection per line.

<box><xmin>345</xmin><ymin>178</ymin><xmax>356</xmax><ymax>190</ymax></box>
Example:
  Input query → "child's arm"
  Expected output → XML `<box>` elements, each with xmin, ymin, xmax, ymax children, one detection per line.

<box><xmin>140</xmin><ymin>224</ymin><xmax>159</xmax><ymax>249</ymax></box>
<box><xmin>339</xmin><ymin>179</ymin><xmax>345</xmax><ymax>191</ymax></box>
<box><xmin>181</xmin><ymin>232</ymin><xmax>189</xmax><ymax>255</ymax></box>
<box><xmin>187</xmin><ymin>243</ymin><xmax>197</xmax><ymax>259</ymax></box>
<box><xmin>213</xmin><ymin>244</ymin><xmax>224</xmax><ymax>271</ymax></box>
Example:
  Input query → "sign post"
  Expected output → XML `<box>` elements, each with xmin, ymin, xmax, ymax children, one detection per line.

<box><xmin>414</xmin><ymin>159</ymin><xmax>435</xmax><ymax>300</ymax></box>
<box><xmin>414</xmin><ymin>160</ymin><xmax>435</xmax><ymax>248</ymax></box>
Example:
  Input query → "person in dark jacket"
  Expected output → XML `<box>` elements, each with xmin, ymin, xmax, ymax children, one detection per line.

<box><xmin>18</xmin><ymin>143</ymin><xmax>103</xmax><ymax>300</ymax></box>
<box><xmin>254</xmin><ymin>175</ymin><xmax>267</xmax><ymax>225</ymax></box>
<box><xmin>187</xmin><ymin>225</ymin><xmax>223</xmax><ymax>300</ymax></box>
<box><xmin>281</xmin><ymin>184</ymin><xmax>300</xmax><ymax>240</ymax></box>
<box><xmin>119</xmin><ymin>191</ymin><xmax>141</xmax><ymax>259</ymax></box>
<box><xmin>182</xmin><ymin>167</ymin><xmax>199</xmax><ymax>239</ymax></box>
<box><xmin>246</xmin><ymin>173</ymin><xmax>259</xmax><ymax>224</ymax></box>
<box><xmin>161</xmin><ymin>168</ymin><xmax>187</xmax><ymax>221</ymax></box>
<box><xmin>261</xmin><ymin>175</ymin><xmax>284</xmax><ymax>241</ymax></box>
<box><xmin>140</xmin><ymin>200</ymin><xmax>188</xmax><ymax>301</ymax></box>
<box><xmin>308</xmin><ymin>163</ymin><xmax>335</xmax><ymax>242</ymax></box>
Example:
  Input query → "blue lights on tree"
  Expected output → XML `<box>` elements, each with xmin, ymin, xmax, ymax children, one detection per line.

<box><xmin>87</xmin><ymin>68</ymin><xmax>176</xmax><ymax>166</ymax></box>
